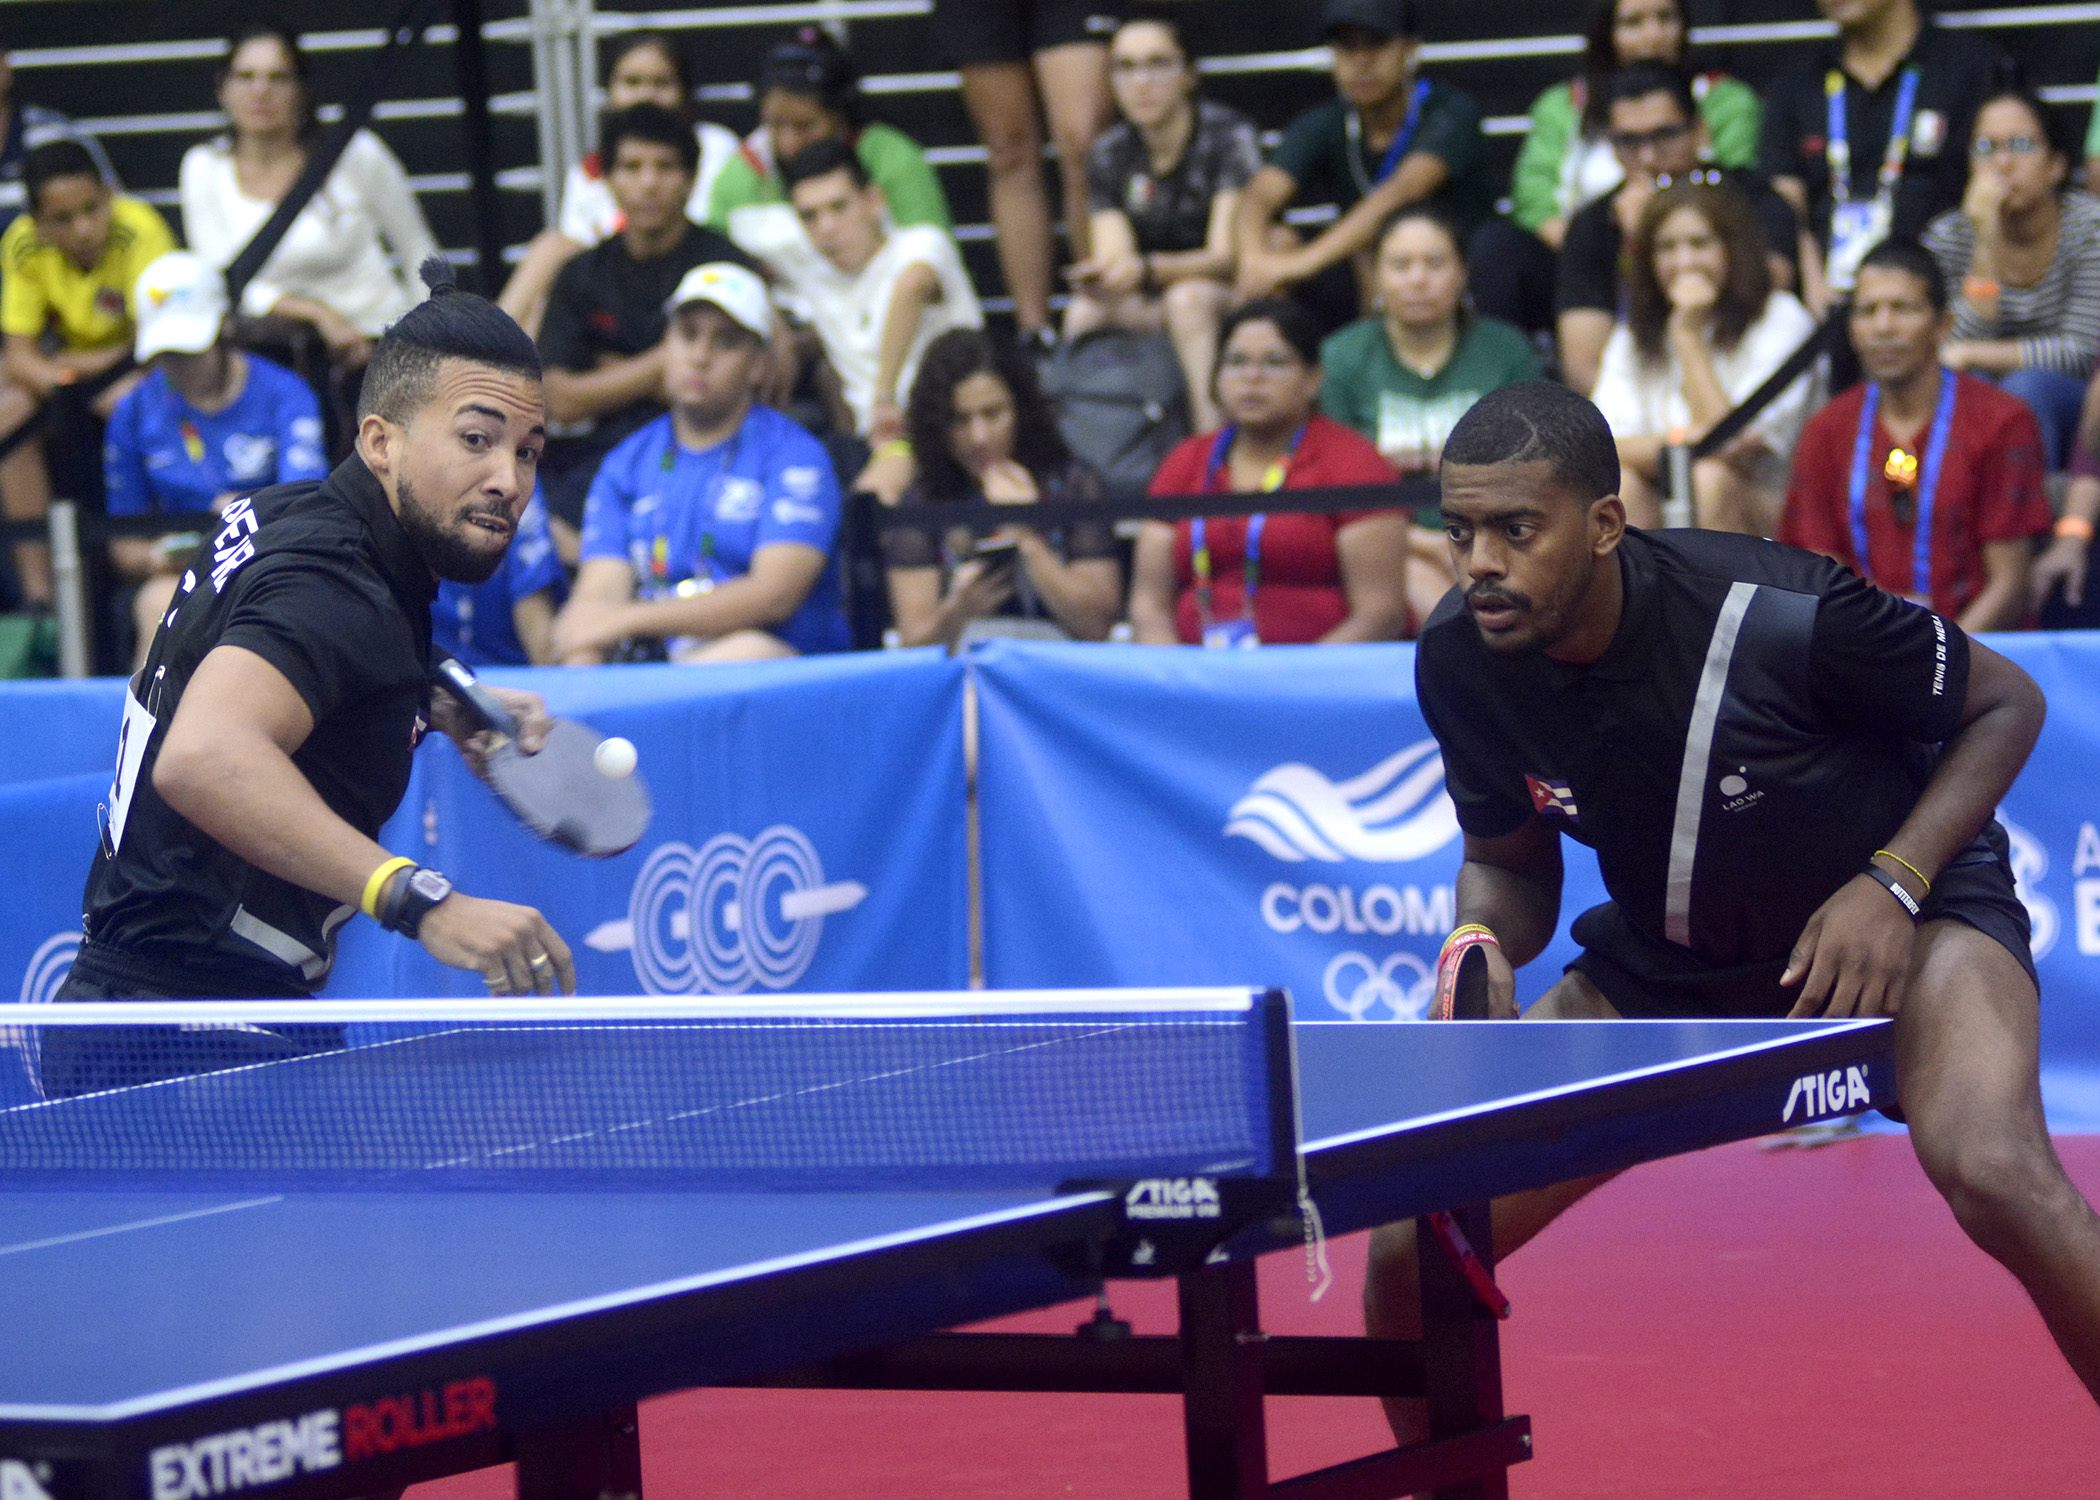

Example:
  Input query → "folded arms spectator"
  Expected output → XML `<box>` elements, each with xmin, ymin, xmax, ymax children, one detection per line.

<box><xmin>885</xmin><ymin>328</ymin><xmax>1120</xmax><ymax>648</ymax></box>
<box><xmin>497</xmin><ymin>32</ymin><xmax>740</xmax><ymax>339</ymax></box>
<box><xmin>1556</xmin><ymin>63</ymin><xmax>1799</xmax><ymax>395</ymax></box>
<box><xmin>180</xmin><ymin>25</ymin><xmax>438</xmax><ymax>371</ymax></box>
<box><xmin>1234</xmin><ymin>0</ymin><xmax>1490</xmax><ymax>325</ymax></box>
<box><xmin>0</xmin><ymin>139</ymin><xmax>172</xmax><ymax>608</ymax></box>
<box><xmin>1922</xmin><ymin>87</ymin><xmax>2100</xmax><ymax>471</ymax></box>
<box><xmin>106</xmin><ymin>251</ymin><xmax>328</xmax><ymax>669</ymax></box>
<box><xmin>1590</xmin><ymin>180</ymin><xmax>1817</xmax><ymax>535</ymax></box>
<box><xmin>1779</xmin><ymin>238</ymin><xmax>2049</xmax><ymax>632</ymax></box>
<box><xmin>554</xmin><ymin>263</ymin><xmax>847</xmax><ymax>665</ymax></box>
<box><xmin>1062</xmin><ymin>11</ymin><xmax>1260</xmax><ymax>431</ymax></box>
<box><xmin>1130</xmin><ymin>298</ymin><xmax>1410</xmax><ymax>646</ymax></box>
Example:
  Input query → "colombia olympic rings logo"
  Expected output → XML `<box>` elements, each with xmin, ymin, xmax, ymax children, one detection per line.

<box><xmin>620</xmin><ymin>829</ymin><xmax>868</xmax><ymax>994</ymax></box>
<box><xmin>1322</xmin><ymin>950</ymin><xmax>1434</xmax><ymax>1021</ymax></box>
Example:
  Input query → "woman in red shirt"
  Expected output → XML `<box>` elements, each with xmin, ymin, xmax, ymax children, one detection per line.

<box><xmin>1129</xmin><ymin>298</ymin><xmax>1410</xmax><ymax>645</ymax></box>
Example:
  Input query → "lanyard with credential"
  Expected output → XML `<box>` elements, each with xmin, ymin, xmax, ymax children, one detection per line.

<box><xmin>653</xmin><ymin>428</ymin><xmax>741</xmax><ymax>594</ymax></box>
<box><xmin>1346</xmin><ymin>79</ymin><xmax>1431</xmax><ymax>197</ymax></box>
<box><xmin>1193</xmin><ymin>424</ymin><xmax>1299</xmax><ymax>629</ymax></box>
<box><xmin>1826</xmin><ymin>65</ymin><xmax>1919</xmax><ymax>213</ymax></box>
<box><xmin>1849</xmin><ymin>368</ymin><xmax>1957</xmax><ymax>599</ymax></box>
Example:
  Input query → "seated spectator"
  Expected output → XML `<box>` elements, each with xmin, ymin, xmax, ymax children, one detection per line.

<box><xmin>1061</xmin><ymin>11</ymin><xmax>1260</xmax><ymax>431</ymax></box>
<box><xmin>180</xmin><ymin>25</ymin><xmax>437</xmax><ymax>373</ymax></box>
<box><xmin>1557</xmin><ymin>63</ymin><xmax>1799</xmax><ymax>395</ymax></box>
<box><xmin>707</xmin><ymin>29</ymin><xmax>950</xmax><ymax>235</ymax></box>
<box><xmin>1760</xmin><ymin>0</ymin><xmax>2010</xmax><ymax>311</ymax></box>
<box><xmin>2035</xmin><ymin>377</ymin><xmax>2100</xmax><ymax>623</ymax></box>
<box><xmin>434</xmin><ymin>489</ymin><xmax>564</xmax><ymax>666</ymax></box>
<box><xmin>0</xmin><ymin>25</ymin><xmax>119</xmax><ymax>236</ymax></box>
<box><xmin>1320</xmin><ymin>205</ymin><xmax>1538</xmax><ymax>627</ymax></box>
<box><xmin>1130</xmin><ymin>299</ymin><xmax>1410</xmax><ymax>646</ymax></box>
<box><xmin>105</xmin><ymin>252</ymin><xmax>327</xmax><ymax>668</ymax></box>
<box><xmin>1477</xmin><ymin>0</ymin><xmax>1760</xmax><ymax>338</ymax></box>
<box><xmin>0</xmin><ymin>140</ymin><xmax>173</xmax><ymax>609</ymax></box>
<box><xmin>537</xmin><ymin>104</ymin><xmax>757</xmax><ymax>556</ymax></box>
<box><xmin>1779</xmin><ymin>238</ymin><xmax>2049</xmax><ymax>632</ymax></box>
<box><xmin>1922</xmin><ymin>87</ymin><xmax>2100</xmax><ymax>471</ymax></box>
<box><xmin>883</xmin><ymin>329</ymin><xmax>1119</xmax><ymax>648</ymax></box>
<box><xmin>932</xmin><ymin>0</ymin><xmax>1113</xmax><ymax>347</ymax></box>
<box><xmin>497</xmin><ymin>32</ymin><xmax>740</xmax><ymax>338</ymax></box>
<box><xmin>1591</xmin><ymin>180</ymin><xmax>1817</xmax><ymax>534</ymax></box>
<box><xmin>734</xmin><ymin>141</ymin><xmax>982</xmax><ymax>448</ymax></box>
<box><xmin>1234</xmin><ymin>0</ymin><xmax>1490</xmax><ymax>331</ymax></box>
<box><xmin>552</xmin><ymin>264</ymin><xmax>847</xmax><ymax>664</ymax></box>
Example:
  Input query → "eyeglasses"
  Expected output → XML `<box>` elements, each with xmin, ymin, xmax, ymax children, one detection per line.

<box><xmin>1971</xmin><ymin>135</ymin><xmax>2043</xmax><ymax>159</ymax></box>
<box><xmin>1110</xmin><ymin>55</ymin><xmax>1185</xmax><ymax>79</ymax></box>
<box><xmin>1609</xmin><ymin>121</ymin><xmax>1690</xmax><ymax>155</ymax></box>
<box><xmin>1218</xmin><ymin>352</ymin><xmax>1304</xmax><ymax>376</ymax></box>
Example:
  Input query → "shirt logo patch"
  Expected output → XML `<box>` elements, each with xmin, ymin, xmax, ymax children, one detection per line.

<box><xmin>223</xmin><ymin>433</ymin><xmax>276</xmax><ymax>482</ymax></box>
<box><xmin>1718</xmin><ymin>766</ymin><xmax>1764</xmax><ymax>814</ymax></box>
<box><xmin>1525</xmin><ymin>775</ymin><xmax>1579</xmax><ymax>820</ymax></box>
<box><xmin>780</xmin><ymin>464</ymin><xmax>823</xmax><ymax>499</ymax></box>
<box><xmin>714</xmin><ymin>477</ymin><xmax>762</xmax><ymax>522</ymax></box>
<box><xmin>771</xmin><ymin>496</ymin><xmax>823</xmax><ymax>526</ymax></box>
<box><xmin>94</xmin><ymin>285</ymin><xmax>127</xmax><ymax>320</ymax></box>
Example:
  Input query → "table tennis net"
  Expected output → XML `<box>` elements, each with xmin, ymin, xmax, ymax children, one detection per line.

<box><xmin>0</xmin><ymin>996</ymin><xmax>1288</xmax><ymax>1190</ymax></box>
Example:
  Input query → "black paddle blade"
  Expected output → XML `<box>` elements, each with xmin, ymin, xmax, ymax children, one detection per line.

<box><xmin>1451</xmin><ymin>943</ymin><xmax>1492</xmax><ymax>1020</ymax></box>
<box><xmin>432</xmin><ymin>657</ymin><xmax>653</xmax><ymax>859</ymax></box>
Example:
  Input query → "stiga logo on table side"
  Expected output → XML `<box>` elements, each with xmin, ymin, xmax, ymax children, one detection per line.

<box><xmin>146</xmin><ymin>1379</ymin><xmax>498</xmax><ymax>1500</ymax></box>
<box><xmin>1125</xmin><ymin>1177</ymin><xmax>1221</xmax><ymax>1220</ymax></box>
<box><xmin>1782</xmin><ymin>1065</ymin><xmax>1873</xmax><ymax>1124</ymax></box>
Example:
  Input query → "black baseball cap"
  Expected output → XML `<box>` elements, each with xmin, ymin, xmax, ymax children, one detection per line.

<box><xmin>1321</xmin><ymin>0</ymin><xmax>1417</xmax><ymax>39</ymax></box>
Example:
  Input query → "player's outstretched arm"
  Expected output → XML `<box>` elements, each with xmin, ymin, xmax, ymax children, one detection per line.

<box><xmin>1783</xmin><ymin>640</ymin><xmax>2045</xmax><ymax>1019</ymax></box>
<box><xmin>154</xmin><ymin>645</ymin><xmax>575</xmax><ymax>994</ymax></box>
<box><xmin>1454</xmin><ymin>820</ymin><xmax>1565</xmax><ymax>1018</ymax></box>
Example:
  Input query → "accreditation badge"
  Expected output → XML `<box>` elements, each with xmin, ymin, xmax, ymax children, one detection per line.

<box><xmin>1827</xmin><ymin>197</ymin><xmax>1893</xmax><ymax>293</ymax></box>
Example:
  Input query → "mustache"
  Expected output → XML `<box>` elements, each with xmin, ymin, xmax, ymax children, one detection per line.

<box><xmin>456</xmin><ymin>500</ymin><xmax>517</xmax><ymax>533</ymax></box>
<box><xmin>1466</xmin><ymin>583</ymin><xmax>1531</xmax><ymax>611</ymax></box>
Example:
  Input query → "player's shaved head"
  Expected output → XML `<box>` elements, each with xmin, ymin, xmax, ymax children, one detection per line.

<box><xmin>1442</xmin><ymin>382</ymin><xmax>1620</xmax><ymax>506</ymax></box>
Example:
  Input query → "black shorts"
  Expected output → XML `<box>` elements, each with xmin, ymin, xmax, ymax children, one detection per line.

<box><xmin>1565</xmin><ymin>822</ymin><xmax>2038</xmax><ymax>1019</ymax></box>
<box><xmin>933</xmin><ymin>0</ymin><xmax>1118</xmax><ymax>67</ymax></box>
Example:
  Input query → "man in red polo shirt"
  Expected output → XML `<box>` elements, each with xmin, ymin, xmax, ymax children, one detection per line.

<box><xmin>1778</xmin><ymin>237</ymin><xmax>2048</xmax><ymax>630</ymax></box>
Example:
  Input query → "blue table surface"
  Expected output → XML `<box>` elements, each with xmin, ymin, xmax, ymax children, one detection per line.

<box><xmin>0</xmin><ymin>1018</ymin><xmax>1877</xmax><ymax>1417</ymax></box>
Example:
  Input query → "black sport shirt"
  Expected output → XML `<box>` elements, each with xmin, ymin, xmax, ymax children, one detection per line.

<box><xmin>1417</xmin><ymin>528</ymin><xmax>1971</xmax><ymax>984</ymax></box>
<box><xmin>77</xmin><ymin>457</ymin><xmax>437</xmax><ymax>997</ymax></box>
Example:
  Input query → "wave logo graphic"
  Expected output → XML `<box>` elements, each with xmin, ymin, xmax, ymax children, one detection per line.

<box><xmin>1323</xmin><ymin>951</ymin><xmax>1434</xmax><ymax>1021</ymax></box>
<box><xmin>5</xmin><ymin>930</ymin><xmax>79</xmax><ymax>1097</ymax></box>
<box><xmin>2002</xmin><ymin>815</ymin><xmax>2059</xmax><ymax>961</ymax></box>
<box><xmin>1225</xmin><ymin>740</ymin><xmax>1459</xmax><ymax>863</ymax></box>
<box><xmin>585</xmin><ymin>827</ymin><xmax>867</xmax><ymax>994</ymax></box>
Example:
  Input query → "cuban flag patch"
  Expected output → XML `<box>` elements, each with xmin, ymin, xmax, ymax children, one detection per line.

<box><xmin>1526</xmin><ymin>774</ymin><xmax>1579</xmax><ymax>820</ymax></box>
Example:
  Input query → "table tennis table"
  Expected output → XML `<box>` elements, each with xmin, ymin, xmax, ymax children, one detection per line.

<box><xmin>0</xmin><ymin>992</ymin><xmax>1895</xmax><ymax>1500</ymax></box>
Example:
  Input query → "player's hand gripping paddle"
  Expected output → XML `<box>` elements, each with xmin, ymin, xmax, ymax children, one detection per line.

<box><xmin>432</xmin><ymin>656</ymin><xmax>652</xmax><ymax>858</ymax></box>
<box><xmin>1432</xmin><ymin>928</ymin><xmax>1496</xmax><ymax>1021</ymax></box>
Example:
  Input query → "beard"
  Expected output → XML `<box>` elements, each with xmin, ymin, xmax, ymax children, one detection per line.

<box><xmin>395</xmin><ymin>471</ymin><xmax>511</xmax><ymax>586</ymax></box>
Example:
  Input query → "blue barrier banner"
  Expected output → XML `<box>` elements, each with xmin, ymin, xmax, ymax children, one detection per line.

<box><xmin>0</xmin><ymin>680</ymin><xmax>126</xmax><ymax>787</ymax></box>
<box><xmin>1</xmin><ymin>772</ymin><xmax>106</xmax><ymax>1001</ymax></box>
<box><xmin>328</xmin><ymin>651</ymin><xmax>970</xmax><ymax>997</ymax></box>
<box><xmin>972</xmin><ymin>641</ymin><xmax>1606</xmax><ymax>1019</ymax></box>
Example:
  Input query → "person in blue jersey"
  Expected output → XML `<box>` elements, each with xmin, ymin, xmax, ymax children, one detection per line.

<box><xmin>551</xmin><ymin>262</ymin><xmax>848</xmax><ymax>664</ymax></box>
<box><xmin>106</xmin><ymin>251</ymin><xmax>327</xmax><ymax>668</ymax></box>
<box><xmin>432</xmin><ymin>487</ymin><xmax>565</xmax><ymax>666</ymax></box>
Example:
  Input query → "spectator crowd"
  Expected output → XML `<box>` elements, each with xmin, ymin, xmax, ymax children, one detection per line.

<box><xmin>4</xmin><ymin>0</ymin><xmax>2100</xmax><ymax>673</ymax></box>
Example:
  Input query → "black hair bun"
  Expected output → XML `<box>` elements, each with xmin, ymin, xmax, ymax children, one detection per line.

<box><xmin>418</xmin><ymin>256</ymin><xmax>460</xmax><ymax>297</ymax></box>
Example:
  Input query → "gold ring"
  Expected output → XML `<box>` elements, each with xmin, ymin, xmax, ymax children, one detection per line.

<box><xmin>529</xmin><ymin>954</ymin><xmax>551</xmax><ymax>970</ymax></box>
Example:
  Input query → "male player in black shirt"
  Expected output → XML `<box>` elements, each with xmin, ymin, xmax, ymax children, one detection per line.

<box><xmin>1368</xmin><ymin>381</ymin><xmax>2100</xmax><ymax>1429</ymax></box>
<box><xmin>60</xmin><ymin>259</ymin><xmax>576</xmax><ymax>1022</ymax></box>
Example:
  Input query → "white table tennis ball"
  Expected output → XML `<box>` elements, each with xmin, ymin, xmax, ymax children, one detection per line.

<box><xmin>594</xmin><ymin>736</ymin><xmax>638</xmax><ymax>779</ymax></box>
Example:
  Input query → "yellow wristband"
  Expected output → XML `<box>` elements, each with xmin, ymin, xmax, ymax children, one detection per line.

<box><xmin>1873</xmin><ymin>849</ymin><xmax>1931</xmax><ymax>895</ymax></box>
<box><xmin>873</xmin><ymin>438</ymin><xmax>913</xmax><ymax>462</ymax></box>
<box><xmin>1440</xmin><ymin>923</ymin><xmax>1499</xmax><ymax>955</ymax></box>
<box><xmin>361</xmin><ymin>856</ymin><xmax>417</xmax><ymax>921</ymax></box>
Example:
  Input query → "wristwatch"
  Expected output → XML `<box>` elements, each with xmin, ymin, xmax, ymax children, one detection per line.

<box><xmin>381</xmin><ymin>865</ymin><xmax>454</xmax><ymax>939</ymax></box>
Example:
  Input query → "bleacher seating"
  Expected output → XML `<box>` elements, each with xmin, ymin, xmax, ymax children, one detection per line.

<box><xmin>5</xmin><ymin>0</ymin><xmax>2092</xmax><ymax>316</ymax></box>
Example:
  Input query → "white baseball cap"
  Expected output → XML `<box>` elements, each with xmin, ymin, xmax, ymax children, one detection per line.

<box><xmin>665</xmin><ymin>261</ymin><xmax>774</xmax><ymax>341</ymax></box>
<box><xmin>133</xmin><ymin>252</ymin><xmax>229</xmax><ymax>360</ymax></box>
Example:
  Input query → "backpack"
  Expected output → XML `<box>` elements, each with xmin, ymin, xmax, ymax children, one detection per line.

<box><xmin>1037</xmin><ymin>330</ymin><xmax>1191</xmax><ymax>493</ymax></box>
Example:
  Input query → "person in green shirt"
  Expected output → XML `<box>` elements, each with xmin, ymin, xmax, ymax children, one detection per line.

<box><xmin>705</xmin><ymin>29</ymin><xmax>950</xmax><ymax>234</ymax></box>
<box><xmin>1321</xmin><ymin>204</ymin><xmax>1539</xmax><ymax>628</ymax></box>
<box><xmin>1234</xmin><ymin>0</ymin><xmax>1489</xmax><ymax>332</ymax></box>
<box><xmin>1472</xmin><ymin>0</ymin><xmax>1759</xmax><ymax>337</ymax></box>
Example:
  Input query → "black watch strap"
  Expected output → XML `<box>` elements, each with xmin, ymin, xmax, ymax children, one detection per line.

<box><xmin>382</xmin><ymin>866</ymin><xmax>454</xmax><ymax>939</ymax></box>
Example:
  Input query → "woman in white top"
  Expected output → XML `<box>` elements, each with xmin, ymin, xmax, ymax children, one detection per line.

<box><xmin>179</xmin><ymin>25</ymin><xmax>437</xmax><ymax>370</ymax></box>
<box><xmin>1591</xmin><ymin>179</ymin><xmax>1817</xmax><ymax>535</ymax></box>
<box><xmin>495</xmin><ymin>33</ymin><xmax>737</xmax><ymax>338</ymax></box>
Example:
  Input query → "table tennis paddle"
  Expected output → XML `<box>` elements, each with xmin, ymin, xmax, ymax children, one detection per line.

<box><xmin>1432</xmin><ymin>943</ymin><xmax>1492</xmax><ymax>1021</ymax></box>
<box><xmin>432</xmin><ymin>656</ymin><xmax>652</xmax><ymax>859</ymax></box>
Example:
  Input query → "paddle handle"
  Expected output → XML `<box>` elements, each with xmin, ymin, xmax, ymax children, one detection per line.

<box><xmin>432</xmin><ymin>655</ymin><xmax>520</xmax><ymax>739</ymax></box>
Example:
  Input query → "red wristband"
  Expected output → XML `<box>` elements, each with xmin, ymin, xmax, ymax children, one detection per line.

<box><xmin>1434</xmin><ymin>927</ymin><xmax>1499</xmax><ymax>1021</ymax></box>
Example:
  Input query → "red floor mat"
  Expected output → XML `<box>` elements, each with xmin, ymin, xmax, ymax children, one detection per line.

<box><xmin>409</xmin><ymin>1134</ymin><xmax>2100</xmax><ymax>1500</ymax></box>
